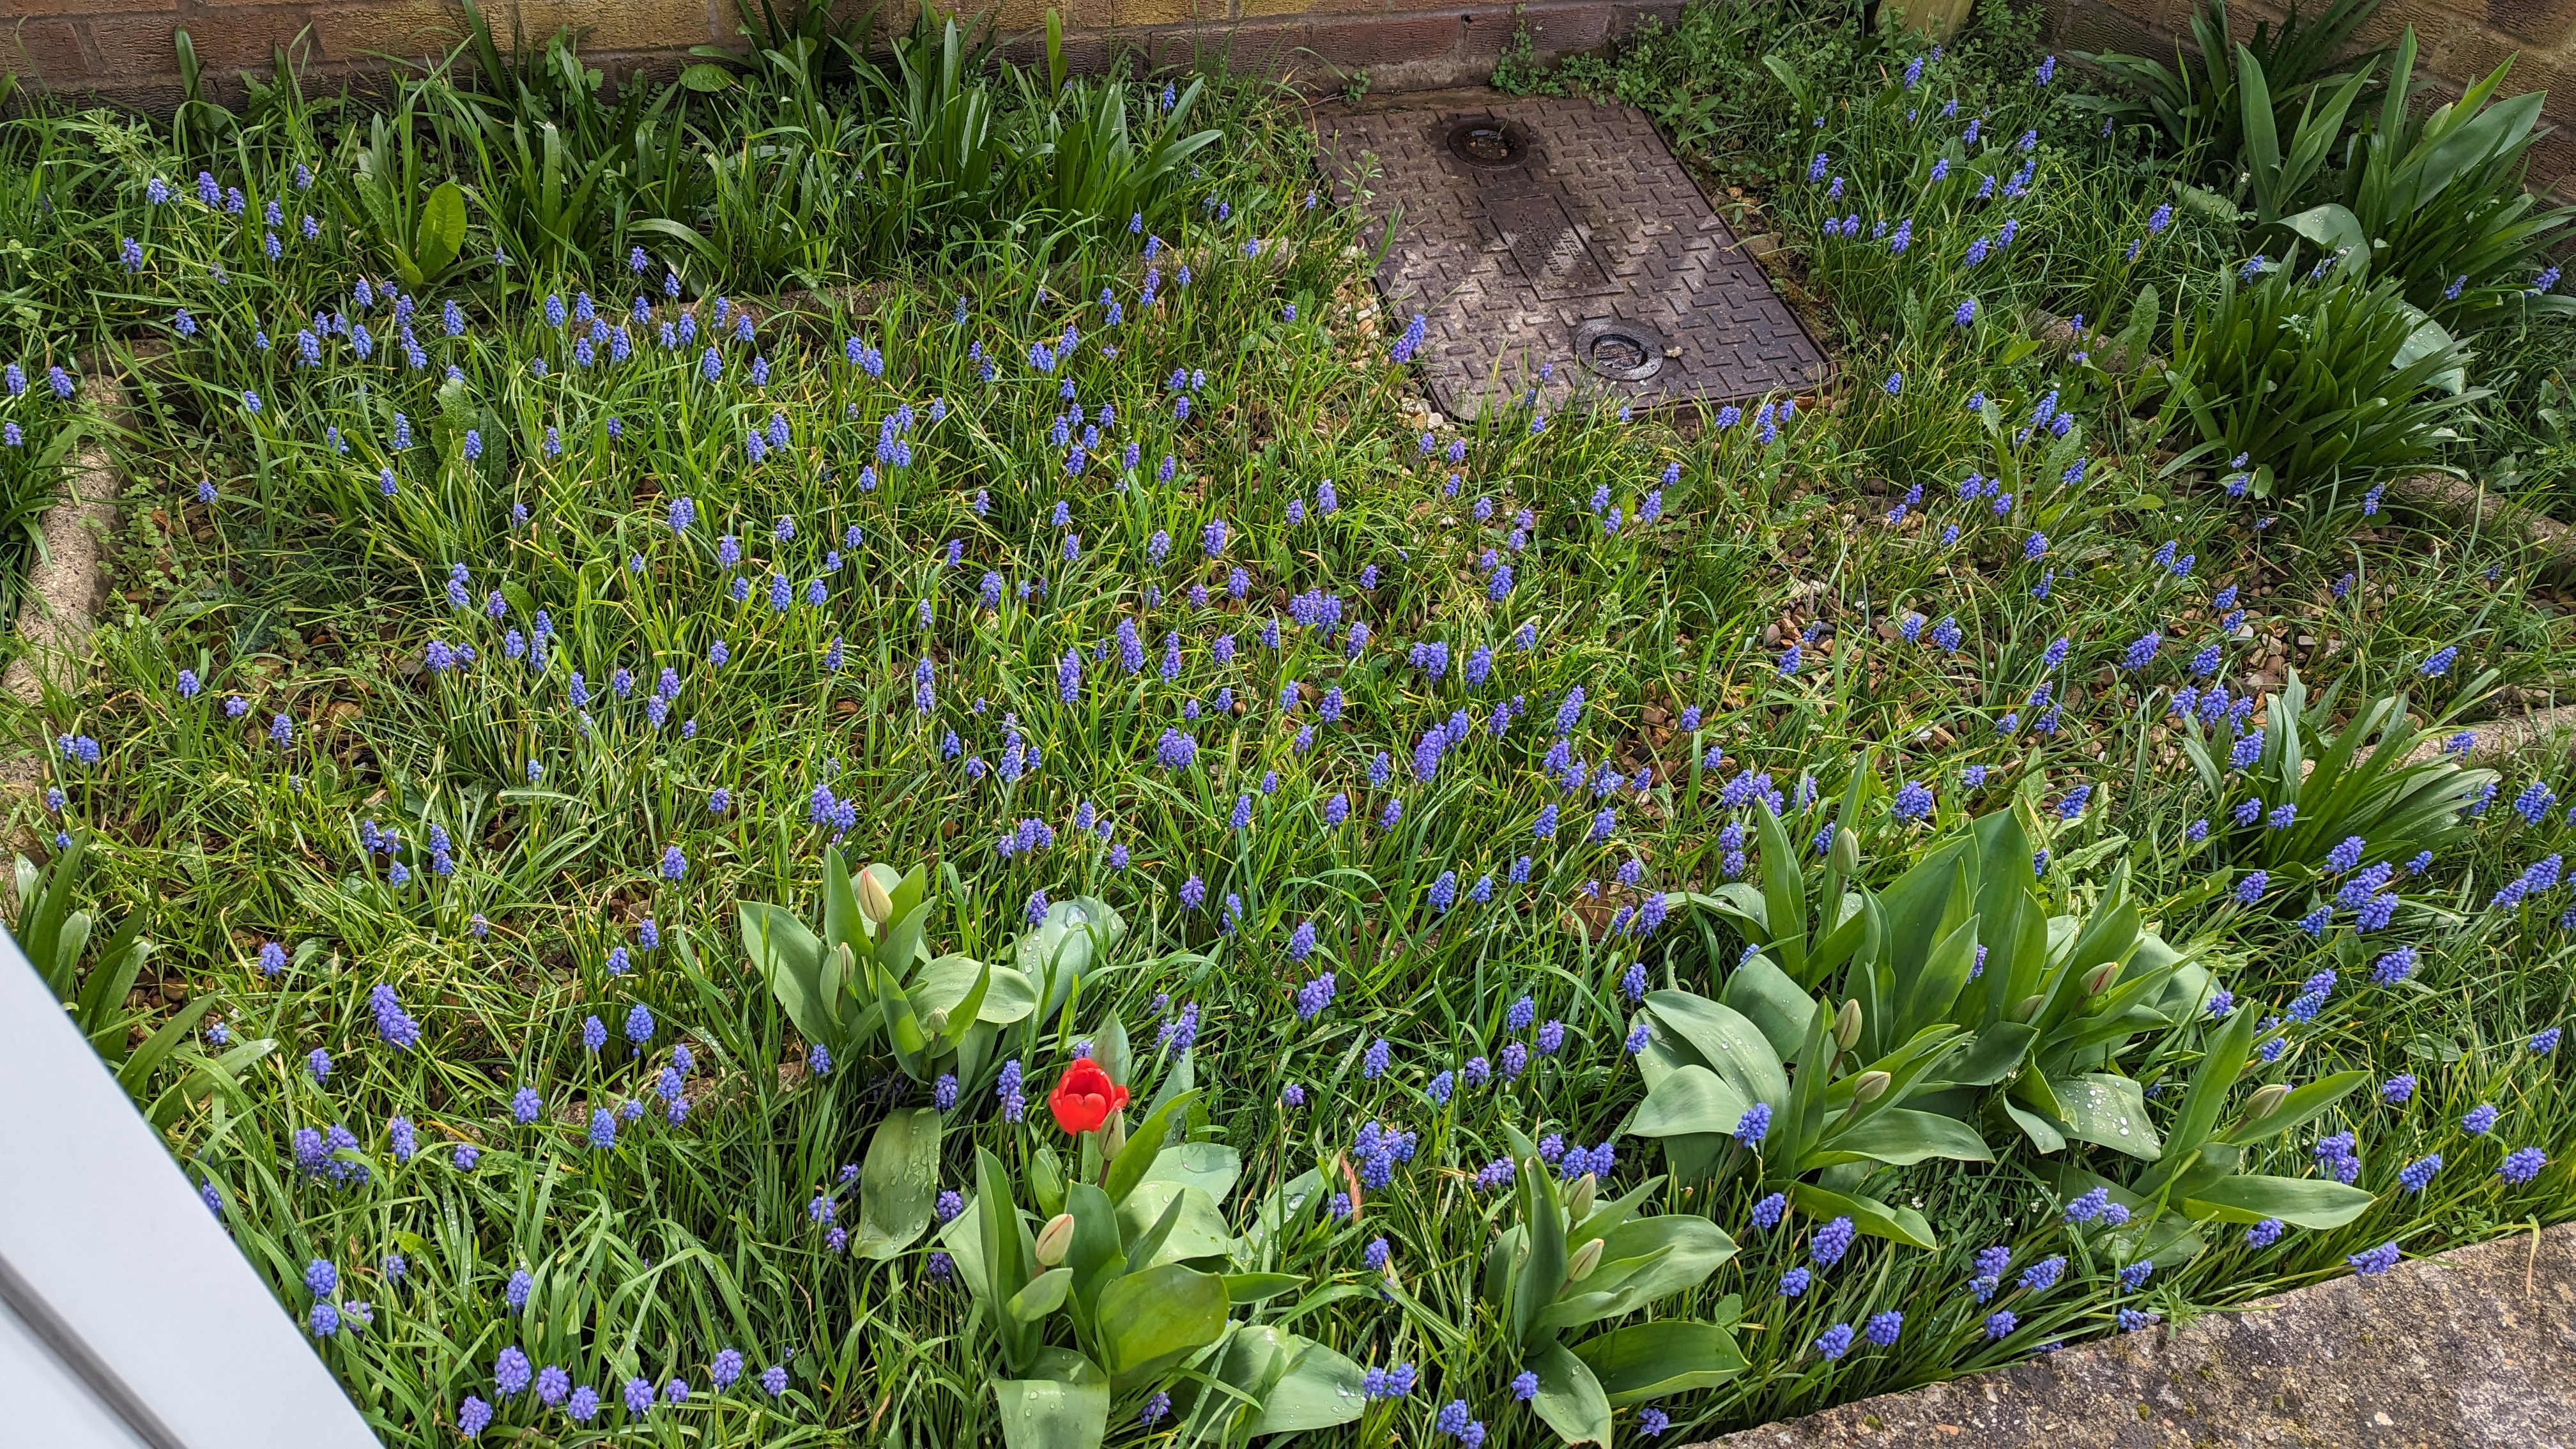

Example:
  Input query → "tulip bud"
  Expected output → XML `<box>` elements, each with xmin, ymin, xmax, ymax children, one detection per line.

<box><xmin>924</xmin><ymin>1007</ymin><xmax>950</xmax><ymax>1037</ymax></box>
<box><xmin>1034</xmin><ymin>1213</ymin><xmax>1076</xmax><ymax>1266</ymax></box>
<box><xmin>1567</xmin><ymin>1172</ymin><xmax>1598</xmax><ymax>1222</ymax></box>
<box><xmin>1834</xmin><ymin>997</ymin><xmax>1863</xmax><ymax>1049</ymax></box>
<box><xmin>1100</xmin><ymin>1105</ymin><xmax>1128</xmax><ymax>1162</ymax></box>
<box><xmin>1029</xmin><ymin>1146</ymin><xmax>1066</xmax><ymax>1215</ymax></box>
<box><xmin>2082</xmin><ymin>961</ymin><xmax>2121</xmax><ymax>996</ymax></box>
<box><xmin>1566</xmin><ymin>1238</ymin><xmax>1605</xmax><ymax>1282</ymax></box>
<box><xmin>1830</xmin><ymin>825</ymin><xmax>1860</xmax><ymax>876</ymax></box>
<box><xmin>1852</xmin><ymin>1070</ymin><xmax>1892</xmax><ymax>1102</ymax></box>
<box><xmin>2014</xmin><ymin>993</ymin><xmax>2047</xmax><ymax>1022</ymax></box>
<box><xmin>857</xmin><ymin>868</ymin><xmax>894</xmax><ymax>925</ymax></box>
<box><xmin>2244</xmin><ymin>1083</ymin><xmax>2289</xmax><ymax>1121</ymax></box>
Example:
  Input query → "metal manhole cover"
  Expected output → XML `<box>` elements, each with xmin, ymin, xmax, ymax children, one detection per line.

<box><xmin>1576</xmin><ymin>319</ymin><xmax>1664</xmax><ymax>381</ymax></box>
<box><xmin>1445</xmin><ymin>119</ymin><xmax>1528</xmax><ymax>171</ymax></box>
<box><xmin>1315</xmin><ymin>93</ymin><xmax>1832</xmax><ymax>419</ymax></box>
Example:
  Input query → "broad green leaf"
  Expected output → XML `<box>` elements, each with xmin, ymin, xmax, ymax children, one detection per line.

<box><xmin>2004</xmin><ymin>1098</ymin><xmax>2069</xmax><ymax>1153</ymax></box>
<box><xmin>1229</xmin><ymin>1327</ymin><xmax>1367</xmax><ymax>1436</ymax></box>
<box><xmin>1006</xmin><ymin>1266</ymin><xmax>1073</xmax><ymax>1321</ymax></box>
<box><xmin>1530</xmin><ymin>1343</ymin><xmax>1613</xmax><ymax>1446</ymax></box>
<box><xmin>976</xmin><ymin>963</ymin><xmax>1039</xmax><ymax>1023</ymax></box>
<box><xmin>880</xmin><ymin>898</ymin><xmax>934</xmax><ymax>983</ymax></box>
<box><xmin>1643</xmin><ymin>990</ymin><xmax>1789</xmax><ymax>1111</ymax></box>
<box><xmin>1540</xmin><ymin>1216</ymin><xmax>1735</xmax><ymax>1328</ymax></box>
<box><xmin>2184</xmin><ymin>1173</ymin><xmax>2375</xmax><ymax>1229</ymax></box>
<box><xmin>2280</xmin><ymin>202</ymin><xmax>2367</xmax><ymax>257</ymax></box>
<box><xmin>1062</xmin><ymin>1182</ymin><xmax>1126</xmax><ymax>1316</ymax></box>
<box><xmin>993</xmin><ymin>1349</ymin><xmax>1108</xmax><ymax>1449</ymax></box>
<box><xmin>416</xmin><ymin>180</ymin><xmax>466</xmax><ymax>275</ymax></box>
<box><xmin>2051</xmin><ymin>1073</ymin><xmax>2163</xmax><ymax>1160</ymax></box>
<box><xmin>1570</xmin><ymin>1320</ymin><xmax>1749</xmax><ymax>1405</ymax></box>
<box><xmin>1101</xmin><ymin>1089</ymin><xmax>1199</xmax><ymax>1206</ymax></box>
<box><xmin>1786</xmin><ymin>1182</ymin><xmax>1937</xmax><ymax>1248</ymax></box>
<box><xmin>907</xmin><ymin>954</ymin><xmax>984</xmax><ymax>1021</ymax></box>
<box><xmin>1825</xmin><ymin>1108</ymin><xmax>1993</xmax><ymax>1165</ymax></box>
<box><xmin>1219</xmin><ymin>1273</ymin><xmax>1301</xmax><ymax>1305</ymax></box>
<box><xmin>1142</xmin><ymin>1141</ymin><xmax>1241</xmax><ymax>1202</ymax></box>
<box><xmin>852</xmin><ymin>1108</ymin><xmax>942</xmax><ymax>1259</ymax></box>
<box><xmin>1753</xmin><ymin>802</ymin><xmax>1809</xmax><ymax>975</ymax></box>
<box><xmin>1018</xmin><ymin>897</ymin><xmax>1128</xmax><ymax>1021</ymax></box>
<box><xmin>823</xmin><ymin>848</ymin><xmax>864</xmax><ymax>953</ymax></box>
<box><xmin>1096</xmin><ymin>1262</ymin><xmax>1229</xmax><ymax>1379</ymax></box>
<box><xmin>2227</xmin><ymin>1070</ymin><xmax>2368</xmax><ymax>1146</ymax></box>
<box><xmin>740</xmin><ymin>903</ymin><xmax>830</xmax><ymax>1046</ymax></box>
<box><xmin>1719</xmin><ymin>954</ymin><xmax>1815</xmax><ymax>1059</ymax></box>
<box><xmin>678</xmin><ymin>61</ymin><xmax>737</xmax><ymax>91</ymax></box>
<box><xmin>1510</xmin><ymin>1150</ymin><xmax>1568</xmax><ymax>1349</ymax></box>
<box><xmin>1940</xmin><ymin>1022</ymin><xmax>2039</xmax><ymax>1086</ymax></box>
<box><xmin>1114</xmin><ymin>1181</ymin><xmax>1235</xmax><ymax>1264</ymax></box>
<box><xmin>1630</xmin><ymin>1064</ymin><xmax>1752</xmax><ymax>1140</ymax></box>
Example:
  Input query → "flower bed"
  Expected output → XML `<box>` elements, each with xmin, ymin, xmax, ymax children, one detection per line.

<box><xmin>3</xmin><ymin>2</ymin><xmax>2572</xmax><ymax>1445</ymax></box>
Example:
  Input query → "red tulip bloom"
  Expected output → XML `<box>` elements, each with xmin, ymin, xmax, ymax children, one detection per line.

<box><xmin>1047</xmin><ymin>1057</ymin><xmax>1128</xmax><ymax>1135</ymax></box>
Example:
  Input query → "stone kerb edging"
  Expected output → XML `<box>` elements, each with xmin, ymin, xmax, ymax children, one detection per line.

<box><xmin>3</xmin><ymin>362</ymin><xmax>127</xmax><ymax>712</ymax></box>
<box><xmin>1698</xmin><ymin>1221</ymin><xmax>2576</xmax><ymax>1448</ymax></box>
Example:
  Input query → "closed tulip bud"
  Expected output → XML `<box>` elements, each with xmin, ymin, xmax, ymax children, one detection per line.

<box><xmin>2083</xmin><ymin>961</ymin><xmax>2121</xmax><ymax>995</ymax></box>
<box><xmin>1852</xmin><ymin>1070</ymin><xmax>1892</xmax><ymax>1101</ymax></box>
<box><xmin>2014</xmin><ymin>993</ymin><xmax>2047</xmax><ymax>1022</ymax></box>
<box><xmin>1034</xmin><ymin>1213</ymin><xmax>1076</xmax><ymax>1266</ymax></box>
<box><xmin>924</xmin><ymin>1007</ymin><xmax>950</xmax><ymax>1036</ymax></box>
<box><xmin>1100</xmin><ymin>1105</ymin><xmax>1128</xmax><ymax>1161</ymax></box>
<box><xmin>1029</xmin><ymin>1147</ymin><xmax>1066</xmax><ymax>1214</ymax></box>
<box><xmin>2244</xmin><ymin>1083</ymin><xmax>2289</xmax><ymax>1121</ymax></box>
<box><xmin>1834</xmin><ymin>998</ymin><xmax>1863</xmax><ymax>1049</ymax></box>
<box><xmin>1830</xmin><ymin>826</ymin><xmax>1861</xmax><ymax>875</ymax></box>
<box><xmin>1567</xmin><ymin>1172</ymin><xmax>1598</xmax><ymax>1222</ymax></box>
<box><xmin>1566</xmin><ymin>1237</ymin><xmax>1606</xmax><ymax>1282</ymax></box>
<box><xmin>857</xmin><ymin>868</ymin><xmax>894</xmax><ymax>924</ymax></box>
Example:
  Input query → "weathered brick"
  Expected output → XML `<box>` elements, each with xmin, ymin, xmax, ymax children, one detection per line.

<box><xmin>2432</xmin><ymin>22</ymin><xmax>2557</xmax><ymax>88</ymax></box>
<box><xmin>1245</xmin><ymin>0</ymin><xmax>1383</xmax><ymax>21</ymax></box>
<box><xmin>494</xmin><ymin>0</ymin><xmax>717</xmax><ymax>51</ymax></box>
<box><xmin>1453</xmin><ymin>6</ymin><xmax>1524</xmax><ymax>57</ymax></box>
<box><xmin>2351</xmin><ymin>0</ymin><xmax>2450</xmax><ymax>49</ymax></box>
<box><xmin>1306</xmin><ymin>12</ymin><xmax>1459</xmax><ymax>66</ymax></box>
<box><xmin>91</xmin><ymin>12</ymin><xmax>303</xmax><ymax>75</ymax></box>
<box><xmin>2527</xmin><ymin>119</ymin><xmax>2576</xmax><ymax>194</ymax></box>
<box><xmin>1</xmin><ymin>17</ymin><xmax>95</xmax><ymax>80</ymax></box>
<box><xmin>10</xmin><ymin>0</ymin><xmax>164</xmax><ymax>20</ymax></box>
<box><xmin>310</xmin><ymin>0</ymin><xmax>465</xmax><ymax>62</ymax></box>
<box><xmin>2092</xmin><ymin>0</ymin><xmax>2174</xmax><ymax>31</ymax></box>
<box><xmin>1510</xmin><ymin>1</ymin><xmax>1613</xmax><ymax>51</ymax></box>
<box><xmin>2059</xmin><ymin>3</ymin><xmax>2164</xmax><ymax>56</ymax></box>
<box><xmin>1105</xmin><ymin>0</ymin><xmax>1228</xmax><ymax>27</ymax></box>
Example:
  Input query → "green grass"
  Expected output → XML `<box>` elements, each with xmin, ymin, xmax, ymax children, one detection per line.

<box><xmin>3</xmin><ymin>1</ymin><xmax>2573</xmax><ymax>1445</ymax></box>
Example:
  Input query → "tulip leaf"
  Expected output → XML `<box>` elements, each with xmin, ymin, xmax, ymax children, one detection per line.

<box><xmin>2183</xmin><ymin>1173</ymin><xmax>2376</xmax><ymax>1229</ymax></box>
<box><xmin>993</xmin><ymin>1349</ymin><xmax>1108</xmax><ymax>1449</ymax></box>
<box><xmin>1570</xmin><ymin>1319</ymin><xmax>1749</xmax><ymax>1405</ymax></box>
<box><xmin>1100</xmin><ymin>1088</ymin><xmax>1198</xmax><ymax>1206</ymax></box>
<box><xmin>1096</xmin><ymin>1262</ymin><xmax>1229</xmax><ymax>1379</ymax></box>
<box><xmin>1006</xmin><ymin>1266</ymin><xmax>1073</xmax><ymax>1322</ymax></box>
<box><xmin>852</xmin><ymin>1108</ymin><xmax>943</xmax><ymax>1259</ymax></box>
<box><xmin>1530</xmin><ymin>1343</ymin><xmax>1613</xmax><ymax>1446</ymax></box>
<box><xmin>1630</xmin><ymin>1064</ymin><xmax>1752</xmax><ymax>1140</ymax></box>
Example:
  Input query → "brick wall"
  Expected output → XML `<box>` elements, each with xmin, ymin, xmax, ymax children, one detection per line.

<box><xmin>3</xmin><ymin>0</ymin><xmax>1676</xmax><ymax>110</ymax></box>
<box><xmin>2048</xmin><ymin>0</ymin><xmax>2576</xmax><ymax>201</ymax></box>
<box><xmin>6</xmin><ymin>0</ymin><xmax>2565</xmax><ymax>201</ymax></box>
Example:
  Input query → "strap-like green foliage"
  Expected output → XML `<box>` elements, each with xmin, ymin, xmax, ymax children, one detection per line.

<box><xmin>1480</xmin><ymin>1125</ymin><xmax>1744</xmax><ymax>1444</ymax></box>
<box><xmin>1645</xmin><ymin>792</ymin><xmax>2227</xmax><ymax>1245</ymax></box>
